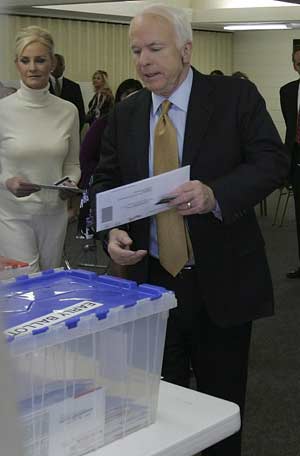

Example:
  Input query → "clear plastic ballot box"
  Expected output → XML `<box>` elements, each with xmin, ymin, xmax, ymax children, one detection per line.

<box><xmin>0</xmin><ymin>269</ymin><xmax>177</xmax><ymax>456</ymax></box>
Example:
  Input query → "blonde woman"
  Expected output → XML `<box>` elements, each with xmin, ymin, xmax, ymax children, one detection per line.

<box><xmin>0</xmin><ymin>26</ymin><xmax>80</xmax><ymax>272</ymax></box>
<box><xmin>86</xmin><ymin>70</ymin><xmax>114</xmax><ymax>125</ymax></box>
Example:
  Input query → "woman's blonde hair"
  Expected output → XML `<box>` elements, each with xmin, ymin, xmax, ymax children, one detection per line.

<box><xmin>15</xmin><ymin>26</ymin><xmax>55</xmax><ymax>58</ymax></box>
<box><xmin>92</xmin><ymin>70</ymin><xmax>113</xmax><ymax>98</ymax></box>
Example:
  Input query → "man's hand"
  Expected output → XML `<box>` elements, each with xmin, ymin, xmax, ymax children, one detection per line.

<box><xmin>5</xmin><ymin>177</ymin><xmax>40</xmax><ymax>197</ymax></box>
<box><xmin>168</xmin><ymin>180</ymin><xmax>216</xmax><ymax>215</ymax></box>
<box><xmin>108</xmin><ymin>228</ymin><xmax>147</xmax><ymax>265</ymax></box>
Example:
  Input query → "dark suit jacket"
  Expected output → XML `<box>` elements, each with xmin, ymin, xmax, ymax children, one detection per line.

<box><xmin>50</xmin><ymin>77</ymin><xmax>85</xmax><ymax>131</ymax></box>
<box><xmin>91</xmin><ymin>68</ymin><xmax>289</xmax><ymax>327</ymax></box>
<box><xmin>280</xmin><ymin>79</ymin><xmax>299</xmax><ymax>156</ymax></box>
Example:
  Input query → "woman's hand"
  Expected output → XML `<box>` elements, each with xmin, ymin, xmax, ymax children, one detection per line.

<box><xmin>58</xmin><ymin>178</ymin><xmax>78</xmax><ymax>200</ymax></box>
<box><xmin>5</xmin><ymin>177</ymin><xmax>40</xmax><ymax>197</ymax></box>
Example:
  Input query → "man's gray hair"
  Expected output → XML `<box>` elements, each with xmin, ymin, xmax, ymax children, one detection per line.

<box><xmin>137</xmin><ymin>4</ymin><xmax>193</xmax><ymax>47</ymax></box>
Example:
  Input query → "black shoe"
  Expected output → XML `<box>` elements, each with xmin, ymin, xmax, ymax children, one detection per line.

<box><xmin>286</xmin><ymin>267</ymin><xmax>300</xmax><ymax>279</ymax></box>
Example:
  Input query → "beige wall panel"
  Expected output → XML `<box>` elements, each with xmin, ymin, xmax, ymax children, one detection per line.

<box><xmin>0</xmin><ymin>15</ymin><xmax>138</xmax><ymax>92</ymax></box>
<box><xmin>233</xmin><ymin>29</ymin><xmax>300</xmax><ymax>140</ymax></box>
<box><xmin>192</xmin><ymin>30</ymin><xmax>233</xmax><ymax>75</ymax></box>
<box><xmin>0</xmin><ymin>15</ymin><xmax>232</xmax><ymax>96</ymax></box>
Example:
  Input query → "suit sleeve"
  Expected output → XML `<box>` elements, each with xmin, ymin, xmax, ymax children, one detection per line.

<box><xmin>280</xmin><ymin>86</ymin><xmax>288</xmax><ymax>127</ymax></box>
<box><xmin>209</xmin><ymin>81</ymin><xmax>289</xmax><ymax>224</ymax></box>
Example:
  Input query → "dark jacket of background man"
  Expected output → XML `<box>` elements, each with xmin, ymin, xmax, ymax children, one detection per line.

<box><xmin>50</xmin><ymin>54</ymin><xmax>85</xmax><ymax>131</ymax></box>
<box><xmin>280</xmin><ymin>48</ymin><xmax>300</xmax><ymax>277</ymax></box>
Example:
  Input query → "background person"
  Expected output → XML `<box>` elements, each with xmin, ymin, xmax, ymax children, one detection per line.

<box><xmin>232</xmin><ymin>70</ymin><xmax>249</xmax><ymax>80</ymax></box>
<box><xmin>79</xmin><ymin>78</ymin><xmax>142</xmax><ymax>190</ymax></box>
<box><xmin>0</xmin><ymin>81</ymin><xmax>16</xmax><ymax>99</ymax></box>
<box><xmin>280</xmin><ymin>48</ymin><xmax>300</xmax><ymax>279</ymax></box>
<box><xmin>85</xmin><ymin>70</ymin><xmax>114</xmax><ymax>126</ymax></box>
<box><xmin>49</xmin><ymin>53</ymin><xmax>85</xmax><ymax>131</ymax></box>
<box><xmin>115</xmin><ymin>78</ymin><xmax>143</xmax><ymax>103</ymax></box>
<box><xmin>0</xmin><ymin>25</ymin><xmax>80</xmax><ymax>272</ymax></box>
<box><xmin>91</xmin><ymin>4</ymin><xmax>288</xmax><ymax>456</ymax></box>
<box><xmin>210</xmin><ymin>69</ymin><xmax>224</xmax><ymax>76</ymax></box>
<box><xmin>78</xmin><ymin>78</ymin><xmax>143</xmax><ymax>238</ymax></box>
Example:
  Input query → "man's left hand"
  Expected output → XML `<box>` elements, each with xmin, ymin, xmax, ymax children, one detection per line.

<box><xmin>169</xmin><ymin>180</ymin><xmax>216</xmax><ymax>215</ymax></box>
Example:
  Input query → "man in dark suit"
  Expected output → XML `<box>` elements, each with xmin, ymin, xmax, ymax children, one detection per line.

<box><xmin>50</xmin><ymin>53</ymin><xmax>85</xmax><ymax>131</ymax></box>
<box><xmin>280</xmin><ymin>48</ymin><xmax>300</xmax><ymax>278</ymax></box>
<box><xmin>91</xmin><ymin>5</ymin><xmax>288</xmax><ymax>455</ymax></box>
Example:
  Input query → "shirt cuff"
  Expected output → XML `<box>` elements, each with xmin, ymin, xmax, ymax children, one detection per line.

<box><xmin>212</xmin><ymin>200</ymin><xmax>223</xmax><ymax>221</ymax></box>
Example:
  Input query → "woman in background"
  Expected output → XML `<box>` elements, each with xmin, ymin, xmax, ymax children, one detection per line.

<box><xmin>115</xmin><ymin>78</ymin><xmax>143</xmax><ymax>103</ymax></box>
<box><xmin>232</xmin><ymin>70</ymin><xmax>249</xmax><ymax>80</ymax></box>
<box><xmin>80</xmin><ymin>78</ymin><xmax>142</xmax><ymax>190</ymax></box>
<box><xmin>78</xmin><ymin>78</ymin><xmax>143</xmax><ymax>239</ymax></box>
<box><xmin>0</xmin><ymin>26</ymin><xmax>80</xmax><ymax>272</ymax></box>
<box><xmin>85</xmin><ymin>70</ymin><xmax>114</xmax><ymax>126</ymax></box>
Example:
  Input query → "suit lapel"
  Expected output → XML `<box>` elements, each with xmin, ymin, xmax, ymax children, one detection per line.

<box><xmin>182</xmin><ymin>70</ymin><xmax>214</xmax><ymax>166</ymax></box>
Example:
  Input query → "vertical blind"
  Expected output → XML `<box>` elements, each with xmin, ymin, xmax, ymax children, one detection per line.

<box><xmin>0</xmin><ymin>14</ymin><xmax>232</xmax><ymax>91</ymax></box>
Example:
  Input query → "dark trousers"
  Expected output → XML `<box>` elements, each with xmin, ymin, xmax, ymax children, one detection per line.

<box><xmin>291</xmin><ymin>144</ymin><xmax>300</xmax><ymax>262</ymax></box>
<box><xmin>148</xmin><ymin>257</ymin><xmax>252</xmax><ymax>456</ymax></box>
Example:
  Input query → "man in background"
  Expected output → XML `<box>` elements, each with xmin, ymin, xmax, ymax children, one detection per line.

<box><xmin>91</xmin><ymin>5</ymin><xmax>288</xmax><ymax>455</ymax></box>
<box><xmin>280</xmin><ymin>48</ymin><xmax>300</xmax><ymax>278</ymax></box>
<box><xmin>0</xmin><ymin>81</ymin><xmax>16</xmax><ymax>99</ymax></box>
<box><xmin>50</xmin><ymin>53</ymin><xmax>85</xmax><ymax>131</ymax></box>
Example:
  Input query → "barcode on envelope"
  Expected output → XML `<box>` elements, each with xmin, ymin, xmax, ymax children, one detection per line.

<box><xmin>102</xmin><ymin>206</ymin><xmax>113</xmax><ymax>223</ymax></box>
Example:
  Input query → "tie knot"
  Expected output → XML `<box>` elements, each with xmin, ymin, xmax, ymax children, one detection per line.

<box><xmin>161</xmin><ymin>100</ymin><xmax>171</xmax><ymax>116</ymax></box>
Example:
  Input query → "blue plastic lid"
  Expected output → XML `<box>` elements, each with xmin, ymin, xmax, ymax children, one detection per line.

<box><xmin>0</xmin><ymin>269</ymin><xmax>168</xmax><ymax>338</ymax></box>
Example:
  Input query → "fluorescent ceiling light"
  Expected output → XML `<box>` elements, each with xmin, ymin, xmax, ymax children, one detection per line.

<box><xmin>224</xmin><ymin>24</ymin><xmax>289</xmax><ymax>30</ymax></box>
<box><xmin>34</xmin><ymin>1</ymin><xmax>145</xmax><ymax>15</ymax></box>
<box><xmin>224</xmin><ymin>0</ymin><xmax>298</xmax><ymax>6</ymax></box>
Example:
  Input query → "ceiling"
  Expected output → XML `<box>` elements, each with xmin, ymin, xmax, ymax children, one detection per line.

<box><xmin>2</xmin><ymin>0</ymin><xmax>300</xmax><ymax>32</ymax></box>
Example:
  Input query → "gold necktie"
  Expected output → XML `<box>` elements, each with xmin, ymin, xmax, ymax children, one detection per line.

<box><xmin>154</xmin><ymin>100</ymin><xmax>190</xmax><ymax>277</ymax></box>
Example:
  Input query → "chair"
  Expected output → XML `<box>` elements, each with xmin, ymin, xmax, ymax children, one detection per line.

<box><xmin>259</xmin><ymin>198</ymin><xmax>268</xmax><ymax>216</ymax></box>
<box><xmin>272</xmin><ymin>185</ymin><xmax>293</xmax><ymax>227</ymax></box>
<box><xmin>63</xmin><ymin>204</ymin><xmax>109</xmax><ymax>273</ymax></box>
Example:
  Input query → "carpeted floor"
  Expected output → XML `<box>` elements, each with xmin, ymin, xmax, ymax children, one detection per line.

<box><xmin>64</xmin><ymin>188</ymin><xmax>300</xmax><ymax>456</ymax></box>
<box><xmin>243</xmin><ymin>192</ymin><xmax>300</xmax><ymax>456</ymax></box>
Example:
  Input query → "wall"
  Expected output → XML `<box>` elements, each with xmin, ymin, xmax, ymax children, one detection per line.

<box><xmin>233</xmin><ymin>29</ymin><xmax>299</xmax><ymax>141</ymax></box>
<box><xmin>0</xmin><ymin>14</ymin><xmax>232</xmax><ymax>108</ymax></box>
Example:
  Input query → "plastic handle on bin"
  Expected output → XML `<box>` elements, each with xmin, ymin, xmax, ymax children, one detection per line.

<box><xmin>32</xmin><ymin>326</ymin><xmax>48</xmax><ymax>336</ymax></box>
<box><xmin>95</xmin><ymin>309</ymin><xmax>108</xmax><ymax>320</ymax></box>
<box><xmin>65</xmin><ymin>316</ymin><xmax>80</xmax><ymax>329</ymax></box>
<box><xmin>123</xmin><ymin>300</ymin><xmax>137</xmax><ymax>308</ymax></box>
<box><xmin>6</xmin><ymin>335</ymin><xmax>15</xmax><ymax>343</ymax></box>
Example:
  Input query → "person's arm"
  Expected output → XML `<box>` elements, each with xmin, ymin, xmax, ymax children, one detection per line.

<box><xmin>62</xmin><ymin>106</ymin><xmax>81</xmax><ymax>184</ymax></box>
<box><xmin>79</xmin><ymin>117</ymin><xmax>107</xmax><ymax>189</ymax></box>
<box><xmin>208</xmin><ymin>81</ymin><xmax>289</xmax><ymax>224</ymax></box>
<box><xmin>90</xmin><ymin>109</ymin><xmax>121</xmax><ymax>197</ymax></box>
<box><xmin>74</xmin><ymin>84</ymin><xmax>86</xmax><ymax>131</ymax></box>
<box><xmin>59</xmin><ymin>106</ymin><xmax>81</xmax><ymax>200</ymax></box>
<box><xmin>279</xmin><ymin>86</ymin><xmax>289</xmax><ymax>127</ymax></box>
